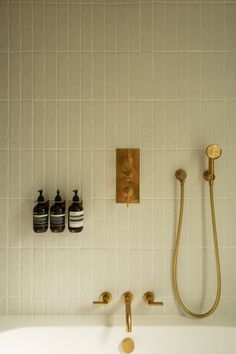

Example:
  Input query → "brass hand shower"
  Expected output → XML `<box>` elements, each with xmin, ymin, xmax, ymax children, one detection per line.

<box><xmin>173</xmin><ymin>144</ymin><xmax>222</xmax><ymax>318</ymax></box>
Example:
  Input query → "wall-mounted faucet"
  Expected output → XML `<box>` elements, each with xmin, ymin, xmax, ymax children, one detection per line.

<box><xmin>122</xmin><ymin>292</ymin><xmax>133</xmax><ymax>332</ymax></box>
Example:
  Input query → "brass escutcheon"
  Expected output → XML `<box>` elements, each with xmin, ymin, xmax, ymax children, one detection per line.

<box><xmin>121</xmin><ymin>337</ymin><xmax>135</xmax><ymax>353</ymax></box>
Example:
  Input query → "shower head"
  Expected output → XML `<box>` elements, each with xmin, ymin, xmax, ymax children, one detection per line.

<box><xmin>204</xmin><ymin>144</ymin><xmax>222</xmax><ymax>184</ymax></box>
<box><xmin>206</xmin><ymin>144</ymin><xmax>222</xmax><ymax>160</ymax></box>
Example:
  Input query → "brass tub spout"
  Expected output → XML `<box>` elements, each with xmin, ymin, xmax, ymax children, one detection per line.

<box><xmin>122</xmin><ymin>292</ymin><xmax>133</xmax><ymax>333</ymax></box>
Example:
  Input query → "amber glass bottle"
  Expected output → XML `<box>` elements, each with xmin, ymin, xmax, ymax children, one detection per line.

<box><xmin>68</xmin><ymin>190</ymin><xmax>84</xmax><ymax>233</ymax></box>
<box><xmin>50</xmin><ymin>190</ymin><xmax>65</xmax><ymax>233</ymax></box>
<box><xmin>33</xmin><ymin>190</ymin><xmax>49</xmax><ymax>233</ymax></box>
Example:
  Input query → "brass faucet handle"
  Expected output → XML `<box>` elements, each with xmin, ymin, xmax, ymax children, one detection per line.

<box><xmin>93</xmin><ymin>292</ymin><xmax>112</xmax><ymax>305</ymax></box>
<box><xmin>143</xmin><ymin>292</ymin><xmax>164</xmax><ymax>306</ymax></box>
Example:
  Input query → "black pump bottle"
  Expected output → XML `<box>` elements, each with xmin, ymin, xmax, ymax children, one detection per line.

<box><xmin>68</xmin><ymin>190</ymin><xmax>84</xmax><ymax>233</ymax></box>
<box><xmin>50</xmin><ymin>190</ymin><xmax>65</xmax><ymax>233</ymax></box>
<box><xmin>33</xmin><ymin>190</ymin><xmax>49</xmax><ymax>233</ymax></box>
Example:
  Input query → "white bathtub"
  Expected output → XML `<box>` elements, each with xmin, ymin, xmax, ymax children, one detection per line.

<box><xmin>0</xmin><ymin>316</ymin><xmax>235</xmax><ymax>354</ymax></box>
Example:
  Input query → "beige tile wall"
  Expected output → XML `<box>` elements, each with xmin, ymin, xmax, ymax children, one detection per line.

<box><xmin>0</xmin><ymin>0</ymin><xmax>235</xmax><ymax>315</ymax></box>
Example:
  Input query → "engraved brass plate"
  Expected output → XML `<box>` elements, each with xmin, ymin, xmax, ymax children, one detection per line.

<box><xmin>116</xmin><ymin>149</ymin><xmax>140</xmax><ymax>205</ymax></box>
<box><xmin>121</xmin><ymin>337</ymin><xmax>135</xmax><ymax>353</ymax></box>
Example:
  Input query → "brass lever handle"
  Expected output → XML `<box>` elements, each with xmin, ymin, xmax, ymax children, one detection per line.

<box><xmin>143</xmin><ymin>292</ymin><xmax>164</xmax><ymax>306</ymax></box>
<box><xmin>93</xmin><ymin>292</ymin><xmax>112</xmax><ymax>305</ymax></box>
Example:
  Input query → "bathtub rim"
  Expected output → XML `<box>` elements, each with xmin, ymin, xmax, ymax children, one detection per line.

<box><xmin>0</xmin><ymin>315</ymin><xmax>235</xmax><ymax>333</ymax></box>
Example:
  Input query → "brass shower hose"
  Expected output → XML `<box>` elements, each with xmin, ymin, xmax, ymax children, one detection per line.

<box><xmin>173</xmin><ymin>174</ymin><xmax>221</xmax><ymax>318</ymax></box>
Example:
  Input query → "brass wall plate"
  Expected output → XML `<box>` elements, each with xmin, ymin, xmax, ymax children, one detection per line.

<box><xmin>116</xmin><ymin>149</ymin><xmax>140</xmax><ymax>205</ymax></box>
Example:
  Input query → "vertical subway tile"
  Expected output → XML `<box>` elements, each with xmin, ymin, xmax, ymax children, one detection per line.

<box><xmin>129</xmin><ymin>102</ymin><xmax>141</xmax><ymax>148</ymax></box>
<box><xmin>153</xmin><ymin>3</ymin><xmax>165</xmax><ymax>51</ymax></box>
<box><xmin>69</xmin><ymin>150</ymin><xmax>81</xmax><ymax>192</ymax></box>
<box><xmin>9</xmin><ymin>4</ymin><xmax>20</xmax><ymax>51</ymax></box>
<box><xmin>117</xmin><ymin>102</ymin><xmax>128</xmax><ymax>147</ymax></box>
<box><xmin>45</xmin><ymin>151</ymin><xmax>57</xmax><ymax>200</ymax></box>
<box><xmin>34</xmin><ymin>53</ymin><xmax>45</xmax><ymax>99</ymax></box>
<box><xmin>9</xmin><ymin>102</ymin><xmax>20</xmax><ymax>149</ymax></box>
<box><xmin>45</xmin><ymin>5</ymin><xmax>57</xmax><ymax>51</ymax></box>
<box><xmin>153</xmin><ymin>53</ymin><xmax>165</xmax><ymax>99</ymax></box>
<box><xmin>21</xmin><ymin>4</ymin><xmax>33</xmax><ymax>51</ymax></box>
<box><xmin>0</xmin><ymin>102</ymin><xmax>8</xmax><ymax>148</ymax></box>
<box><xmin>93</xmin><ymin>151</ymin><xmax>105</xmax><ymax>199</ymax></box>
<box><xmin>8</xmin><ymin>249</ymin><xmax>20</xmax><ymax>297</ymax></box>
<box><xmin>93</xmin><ymin>53</ymin><xmax>105</xmax><ymax>99</ymax></box>
<box><xmin>93</xmin><ymin>102</ymin><xmax>104</xmax><ymax>149</ymax></box>
<box><xmin>117</xmin><ymin>5</ymin><xmax>128</xmax><ymax>51</ymax></box>
<box><xmin>0</xmin><ymin>151</ymin><xmax>8</xmax><ymax>198</ymax></box>
<box><xmin>93</xmin><ymin>200</ymin><xmax>105</xmax><ymax>248</ymax></box>
<box><xmin>105</xmin><ymin>53</ymin><xmax>117</xmax><ymax>99</ymax></box>
<box><xmin>153</xmin><ymin>101</ymin><xmax>165</xmax><ymax>149</ymax></box>
<box><xmin>81</xmin><ymin>53</ymin><xmax>92</xmax><ymax>99</ymax></box>
<box><xmin>9</xmin><ymin>151</ymin><xmax>20</xmax><ymax>198</ymax></box>
<box><xmin>9</xmin><ymin>53</ymin><xmax>20</xmax><ymax>99</ymax></box>
<box><xmin>57</xmin><ymin>150</ymin><xmax>69</xmax><ymax>200</ymax></box>
<box><xmin>93</xmin><ymin>5</ymin><xmax>105</xmax><ymax>51</ymax></box>
<box><xmin>164</xmin><ymin>53</ymin><xmax>177</xmax><ymax>99</ymax></box>
<box><xmin>201</xmin><ymin>4</ymin><xmax>213</xmax><ymax>51</ymax></box>
<box><xmin>225</xmin><ymin>4</ymin><xmax>236</xmax><ymax>51</ymax></box>
<box><xmin>9</xmin><ymin>199</ymin><xmax>20</xmax><ymax>248</ymax></box>
<box><xmin>141</xmin><ymin>4</ymin><xmax>152</xmax><ymax>51</ymax></box>
<box><xmin>21</xmin><ymin>199</ymin><xmax>33</xmax><ymax>248</ymax></box>
<box><xmin>33</xmin><ymin>102</ymin><xmax>45</xmax><ymax>149</ymax></box>
<box><xmin>45</xmin><ymin>249</ymin><xmax>57</xmax><ymax>297</ymax></box>
<box><xmin>141</xmin><ymin>150</ymin><xmax>153</xmax><ymax>199</ymax></box>
<box><xmin>21</xmin><ymin>53</ymin><xmax>33</xmax><ymax>99</ymax></box>
<box><xmin>117</xmin><ymin>205</ymin><xmax>129</xmax><ymax>249</ymax></box>
<box><xmin>176</xmin><ymin>4</ymin><xmax>188</xmax><ymax>51</ymax></box>
<box><xmin>57</xmin><ymin>102</ymin><xmax>69</xmax><ymax>148</ymax></box>
<box><xmin>141</xmin><ymin>52</ymin><xmax>153</xmax><ymax>99</ymax></box>
<box><xmin>140</xmin><ymin>201</ymin><xmax>153</xmax><ymax>249</ymax></box>
<box><xmin>57</xmin><ymin>53</ymin><xmax>69</xmax><ymax>99</ymax></box>
<box><xmin>129</xmin><ymin>53</ymin><xmax>140</xmax><ymax>100</ymax></box>
<box><xmin>165</xmin><ymin>4</ymin><xmax>177</xmax><ymax>51</ymax></box>
<box><xmin>117</xmin><ymin>53</ymin><xmax>128</xmax><ymax>99</ymax></box>
<box><xmin>0</xmin><ymin>5</ymin><xmax>8</xmax><ymax>52</ymax></box>
<box><xmin>33</xmin><ymin>4</ymin><xmax>45</xmax><ymax>51</ymax></box>
<box><xmin>105</xmin><ymin>5</ymin><xmax>117</xmax><ymax>51</ymax></box>
<box><xmin>105</xmin><ymin>200</ymin><xmax>116</xmax><ymax>248</ymax></box>
<box><xmin>105</xmin><ymin>151</ymin><xmax>115</xmax><ymax>200</ymax></box>
<box><xmin>105</xmin><ymin>102</ymin><xmax>116</xmax><ymax>149</ymax></box>
<box><xmin>21</xmin><ymin>101</ymin><xmax>33</xmax><ymax>149</ymax></box>
<box><xmin>33</xmin><ymin>249</ymin><xmax>45</xmax><ymax>298</ymax></box>
<box><xmin>79</xmin><ymin>250</ymin><xmax>92</xmax><ymax>315</ymax></box>
<box><xmin>0</xmin><ymin>54</ymin><xmax>8</xmax><ymax>99</ymax></box>
<box><xmin>57</xmin><ymin>5</ymin><xmax>69</xmax><ymax>51</ymax></box>
<box><xmin>21</xmin><ymin>151</ymin><xmax>33</xmax><ymax>199</ymax></box>
<box><xmin>33</xmin><ymin>150</ymin><xmax>45</xmax><ymax>194</ymax></box>
<box><xmin>81</xmin><ymin>151</ymin><xmax>93</xmax><ymax>200</ymax></box>
<box><xmin>21</xmin><ymin>249</ymin><xmax>33</xmax><ymax>298</ymax></box>
<box><xmin>0</xmin><ymin>200</ymin><xmax>8</xmax><ymax>248</ymax></box>
<box><xmin>69</xmin><ymin>101</ymin><xmax>81</xmax><ymax>149</ymax></box>
<box><xmin>45</xmin><ymin>101</ymin><xmax>57</xmax><ymax>149</ymax></box>
<box><xmin>0</xmin><ymin>249</ymin><xmax>7</xmax><ymax>297</ymax></box>
<box><xmin>141</xmin><ymin>102</ymin><xmax>153</xmax><ymax>149</ymax></box>
<box><xmin>69</xmin><ymin>5</ymin><xmax>81</xmax><ymax>51</ymax></box>
<box><xmin>69</xmin><ymin>53</ymin><xmax>81</xmax><ymax>99</ymax></box>
<box><xmin>45</xmin><ymin>53</ymin><xmax>57</xmax><ymax>99</ymax></box>
<box><xmin>129</xmin><ymin>5</ymin><xmax>139</xmax><ymax>51</ymax></box>
<box><xmin>189</xmin><ymin>4</ymin><xmax>200</xmax><ymax>51</ymax></box>
<box><xmin>81</xmin><ymin>5</ymin><xmax>92</xmax><ymax>51</ymax></box>
<box><xmin>81</xmin><ymin>101</ymin><xmax>92</xmax><ymax>149</ymax></box>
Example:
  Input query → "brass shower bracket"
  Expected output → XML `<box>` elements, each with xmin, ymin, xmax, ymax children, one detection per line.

<box><xmin>116</xmin><ymin>149</ymin><xmax>140</xmax><ymax>206</ymax></box>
